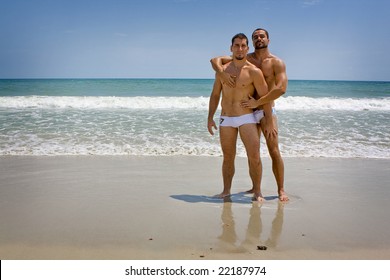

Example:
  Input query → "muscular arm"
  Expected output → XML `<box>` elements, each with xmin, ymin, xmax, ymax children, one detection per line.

<box><xmin>251</xmin><ymin>68</ymin><xmax>268</xmax><ymax>101</ymax></box>
<box><xmin>251</xmin><ymin>68</ymin><xmax>277</xmax><ymax>139</ymax></box>
<box><xmin>210</xmin><ymin>56</ymin><xmax>232</xmax><ymax>73</ymax></box>
<box><xmin>207</xmin><ymin>75</ymin><xmax>222</xmax><ymax>135</ymax></box>
<box><xmin>210</xmin><ymin>56</ymin><xmax>235</xmax><ymax>87</ymax></box>
<box><xmin>256</xmin><ymin>59</ymin><xmax>288</xmax><ymax>106</ymax></box>
<box><xmin>251</xmin><ymin>68</ymin><xmax>272</xmax><ymax>117</ymax></box>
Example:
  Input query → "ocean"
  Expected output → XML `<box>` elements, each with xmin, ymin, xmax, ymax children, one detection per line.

<box><xmin>0</xmin><ymin>79</ymin><xmax>389</xmax><ymax>158</ymax></box>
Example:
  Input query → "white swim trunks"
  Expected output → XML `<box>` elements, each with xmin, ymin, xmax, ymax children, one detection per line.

<box><xmin>219</xmin><ymin>113</ymin><xmax>257</xmax><ymax>128</ymax></box>
<box><xmin>254</xmin><ymin>108</ymin><xmax>276</xmax><ymax>123</ymax></box>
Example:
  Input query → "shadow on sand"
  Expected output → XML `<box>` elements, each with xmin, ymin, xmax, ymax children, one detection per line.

<box><xmin>170</xmin><ymin>192</ymin><xmax>279</xmax><ymax>204</ymax></box>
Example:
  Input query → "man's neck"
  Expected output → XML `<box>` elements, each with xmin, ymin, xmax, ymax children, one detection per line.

<box><xmin>232</xmin><ymin>58</ymin><xmax>247</xmax><ymax>68</ymax></box>
<box><xmin>254</xmin><ymin>47</ymin><xmax>271</xmax><ymax>60</ymax></box>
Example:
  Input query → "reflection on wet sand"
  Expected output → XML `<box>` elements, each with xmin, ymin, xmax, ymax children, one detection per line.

<box><xmin>217</xmin><ymin>198</ymin><xmax>284</xmax><ymax>253</ymax></box>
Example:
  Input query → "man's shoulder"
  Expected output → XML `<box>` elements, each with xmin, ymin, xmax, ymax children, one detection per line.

<box><xmin>245</xmin><ymin>63</ymin><xmax>263</xmax><ymax>79</ymax></box>
<box><xmin>247</xmin><ymin>52</ymin><xmax>256</xmax><ymax>58</ymax></box>
<box><xmin>246</xmin><ymin>61</ymin><xmax>261</xmax><ymax>72</ymax></box>
<box><xmin>267</xmin><ymin>53</ymin><xmax>285</xmax><ymax>65</ymax></box>
<box><xmin>246</xmin><ymin>52</ymin><xmax>257</xmax><ymax>63</ymax></box>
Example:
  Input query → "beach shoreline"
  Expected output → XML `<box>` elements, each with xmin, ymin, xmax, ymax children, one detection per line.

<box><xmin>1</xmin><ymin>155</ymin><xmax>389</xmax><ymax>260</ymax></box>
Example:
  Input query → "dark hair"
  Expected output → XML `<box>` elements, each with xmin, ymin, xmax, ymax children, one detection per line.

<box><xmin>231</xmin><ymin>33</ymin><xmax>249</xmax><ymax>46</ymax></box>
<box><xmin>252</xmin><ymin>28</ymin><xmax>269</xmax><ymax>39</ymax></box>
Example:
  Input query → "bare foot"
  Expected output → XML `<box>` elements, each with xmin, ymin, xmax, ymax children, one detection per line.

<box><xmin>279</xmin><ymin>191</ymin><xmax>289</xmax><ymax>202</ymax></box>
<box><xmin>214</xmin><ymin>192</ymin><xmax>231</xmax><ymax>199</ymax></box>
<box><xmin>246</xmin><ymin>188</ymin><xmax>254</xmax><ymax>194</ymax></box>
<box><xmin>252</xmin><ymin>193</ymin><xmax>265</xmax><ymax>203</ymax></box>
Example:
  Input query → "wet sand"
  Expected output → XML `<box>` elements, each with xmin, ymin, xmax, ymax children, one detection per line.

<box><xmin>1</xmin><ymin>156</ymin><xmax>389</xmax><ymax>259</ymax></box>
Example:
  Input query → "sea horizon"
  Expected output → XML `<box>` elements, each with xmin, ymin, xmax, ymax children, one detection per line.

<box><xmin>1</xmin><ymin>77</ymin><xmax>390</xmax><ymax>83</ymax></box>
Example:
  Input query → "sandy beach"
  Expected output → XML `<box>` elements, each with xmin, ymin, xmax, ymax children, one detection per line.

<box><xmin>1</xmin><ymin>156</ymin><xmax>389</xmax><ymax>260</ymax></box>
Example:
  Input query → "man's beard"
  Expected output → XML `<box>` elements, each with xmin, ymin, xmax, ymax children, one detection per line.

<box><xmin>235</xmin><ymin>55</ymin><xmax>245</xmax><ymax>60</ymax></box>
<box><xmin>255</xmin><ymin>45</ymin><xmax>267</xmax><ymax>50</ymax></box>
<box><xmin>254</xmin><ymin>41</ymin><xmax>268</xmax><ymax>50</ymax></box>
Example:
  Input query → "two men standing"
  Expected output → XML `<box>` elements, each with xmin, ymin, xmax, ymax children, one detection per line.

<box><xmin>207</xmin><ymin>28</ymin><xmax>289</xmax><ymax>202</ymax></box>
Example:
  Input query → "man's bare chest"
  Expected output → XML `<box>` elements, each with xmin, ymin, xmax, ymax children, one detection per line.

<box><xmin>248</xmin><ymin>56</ymin><xmax>274</xmax><ymax>79</ymax></box>
<box><xmin>225</xmin><ymin>69</ymin><xmax>253</xmax><ymax>88</ymax></box>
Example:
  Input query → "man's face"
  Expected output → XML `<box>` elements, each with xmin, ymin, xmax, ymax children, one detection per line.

<box><xmin>252</xmin><ymin>30</ymin><xmax>269</xmax><ymax>50</ymax></box>
<box><xmin>231</xmin><ymin>38</ymin><xmax>249</xmax><ymax>60</ymax></box>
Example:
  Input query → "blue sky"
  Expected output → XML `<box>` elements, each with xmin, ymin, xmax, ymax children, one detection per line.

<box><xmin>0</xmin><ymin>0</ymin><xmax>389</xmax><ymax>81</ymax></box>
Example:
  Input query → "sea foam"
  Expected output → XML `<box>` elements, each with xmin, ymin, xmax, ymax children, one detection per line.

<box><xmin>1</xmin><ymin>96</ymin><xmax>390</xmax><ymax>111</ymax></box>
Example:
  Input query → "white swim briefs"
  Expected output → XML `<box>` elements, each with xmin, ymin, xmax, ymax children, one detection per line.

<box><xmin>220</xmin><ymin>108</ymin><xmax>276</xmax><ymax>128</ymax></box>
<box><xmin>254</xmin><ymin>108</ymin><xmax>276</xmax><ymax>123</ymax></box>
<box><xmin>219</xmin><ymin>113</ymin><xmax>257</xmax><ymax>128</ymax></box>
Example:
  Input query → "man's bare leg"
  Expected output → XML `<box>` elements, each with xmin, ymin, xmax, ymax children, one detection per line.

<box><xmin>239</xmin><ymin>124</ymin><xmax>264</xmax><ymax>202</ymax></box>
<box><xmin>246</xmin><ymin>123</ymin><xmax>263</xmax><ymax>201</ymax></box>
<box><xmin>216</xmin><ymin>126</ymin><xmax>238</xmax><ymax>198</ymax></box>
<box><xmin>263</xmin><ymin>115</ymin><xmax>289</xmax><ymax>202</ymax></box>
<box><xmin>246</xmin><ymin>115</ymin><xmax>289</xmax><ymax>202</ymax></box>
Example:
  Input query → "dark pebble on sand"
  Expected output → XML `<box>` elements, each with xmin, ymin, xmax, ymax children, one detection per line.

<box><xmin>257</xmin><ymin>245</ymin><xmax>267</xmax><ymax>250</ymax></box>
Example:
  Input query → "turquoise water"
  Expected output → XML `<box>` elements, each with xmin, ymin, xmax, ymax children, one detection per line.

<box><xmin>0</xmin><ymin>79</ymin><xmax>389</xmax><ymax>158</ymax></box>
<box><xmin>1</xmin><ymin>79</ymin><xmax>389</xmax><ymax>98</ymax></box>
